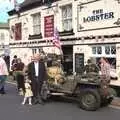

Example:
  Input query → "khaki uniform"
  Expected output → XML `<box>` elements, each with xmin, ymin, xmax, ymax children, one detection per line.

<box><xmin>84</xmin><ymin>63</ymin><xmax>99</xmax><ymax>74</ymax></box>
<box><xmin>47</xmin><ymin>66</ymin><xmax>64</xmax><ymax>84</ymax></box>
<box><xmin>84</xmin><ymin>63</ymin><xmax>99</xmax><ymax>81</ymax></box>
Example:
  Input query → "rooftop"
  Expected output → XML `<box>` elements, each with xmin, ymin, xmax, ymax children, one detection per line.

<box><xmin>8</xmin><ymin>0</ymin><xmax>58</xmax><ymax>16</ymax></box>
<box><xmin>20</xmin><ymin>0</ymin><xmax>41</xmax><ymax>7</ymax></box>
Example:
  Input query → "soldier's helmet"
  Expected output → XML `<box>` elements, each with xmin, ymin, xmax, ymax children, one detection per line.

<box><xmin>52</xmin><ymin>61</ymin><xmax>59</xmax><ymax>66</ymax></box>
<box><xmin>87</xmin><ymin>59</ymin><xmax>92</xmax><ymax>64</ymax></box>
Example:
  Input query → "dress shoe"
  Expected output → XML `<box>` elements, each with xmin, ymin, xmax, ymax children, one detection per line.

<box><xmin>0</xmin><ymin>91</ymin><xmax>6</xmax><ymax>95</ymax></box>
<box><xmin>33</xmin><ymin>100</ymin><xmax>39</xmax><ymax>105</ymax></box>
<box><xmin>38</xmin><ymin>99</ymin><xmax>45</xmax><ymax>105</ymax></box>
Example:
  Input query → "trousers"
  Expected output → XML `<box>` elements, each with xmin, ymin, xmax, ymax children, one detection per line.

<box><xmin>32</xmin><ymin>77</ymin><xmax>43</xmax><ymax>101</ymax></box>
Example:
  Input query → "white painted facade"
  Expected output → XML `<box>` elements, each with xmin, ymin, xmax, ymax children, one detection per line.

<box><xmin>8</xmin><ymin>0</ymin><xmax>120</xmax><ymax>86</ymax></box>
<box><xmin>0</xmin><ymin>24</ymin><xmax>10</xmax><ymax>56</ymax></box>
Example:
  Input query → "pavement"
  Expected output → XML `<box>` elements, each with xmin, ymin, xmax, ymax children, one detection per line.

<box><xmin>110</xmin><ymin>97</ymin><xmax>120</xmax><ymax>107</ymax></box>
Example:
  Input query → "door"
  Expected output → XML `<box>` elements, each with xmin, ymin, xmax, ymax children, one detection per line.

<box><xmin>62</xmin><ymin>45</ymin><xmax>73</xmax><ymax>75</ymax></box>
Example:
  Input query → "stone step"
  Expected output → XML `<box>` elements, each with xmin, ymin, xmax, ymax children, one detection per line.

<box><xmin>111</xmin><ymin>97</ymin><xmax>120</xmax><ymax>106</ymax></box>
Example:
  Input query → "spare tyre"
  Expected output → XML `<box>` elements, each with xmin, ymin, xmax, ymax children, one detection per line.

<box><xmin>78</xmin><ymin>89</ymin><xmax>101</xmax><ymax>111</ymax></box>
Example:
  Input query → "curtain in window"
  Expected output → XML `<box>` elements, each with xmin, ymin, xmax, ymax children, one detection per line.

<box><xmin>10</xmin><ymin>26</ymin><xmax>15</xmax><ymax>39</ymax></box>
<box><xmin>62</xmin><ymin>7</ymin><xmax>67</xmax><ymax>19</ymax></box>
<box><xmin>15</xmin><ymin>23</ymin><xmax>22</xmax><ymax>40</ymax></box>
<box><xmin>67</xmin><ymin>5</ymin><xmax>72</xmax><ymax>18</ymax></box>
<box><xmin>62</xmin><ymin>5</ymin><xmax>72</xmax><ymax>31</ymax></box>
<box><xmin>33</xmin><ymin>13</ymin><xmax>41</xmax><ymax>35</ymax></box>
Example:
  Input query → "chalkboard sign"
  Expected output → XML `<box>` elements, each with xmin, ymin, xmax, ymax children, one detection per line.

<box><xmin>75</xmin><ymin>53</ymin><xmax>84</xmax><ymax>74</ymax></box>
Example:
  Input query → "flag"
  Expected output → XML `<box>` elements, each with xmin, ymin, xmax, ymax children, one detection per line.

<box><xmin>52</xmin><ymin>27</ymin><xmax>61</xmax><ymax>49</ymax></box>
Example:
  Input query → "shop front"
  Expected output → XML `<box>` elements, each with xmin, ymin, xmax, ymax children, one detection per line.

<box><xmin>73</xmin><ymin>44</ymin><xmax>116</xmax><ymax>73</ymax></box>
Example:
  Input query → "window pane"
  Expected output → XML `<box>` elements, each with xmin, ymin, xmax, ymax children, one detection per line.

<box><xmin>92</xmin><ymin>47</ymin><xmax>96</xmax><ymax>54</ymax></box>
<box><xmin>67</xmin><ymin>19</ymin><xmax>72</xmax><ymax>30</ymax></box>
<box><xmin>33</xmin><ymin>13</ymin><xmax>41</xmax><ymax>35</ymax></box>
<box><xmin>33</xmin><ymin>25</ymin><xmax>40</xmax><ymax>35</ymax></box>
<box><xmin>39</xmin><ymin>49</ymin><xmax>41</xmax><ymax>53</ymax></box>
<box><xmin>62</xmin><ymin>5</ymin><xmax>72</xmax><ymax>31</ymax></box>
<box><xmin>105</xmin><ymin>46</ymin><xmax>110</xmax><ymax>54</ymax></box>
<box><xmin>97</xmin><ymin>46</ymin><xmax>102</xmax><ymax>54</ymax></box>
<box><xmin>1</xmin><ymin>33</ymin><xmax>5</xmax><ymax>40</ymax></box>
<box><xmin>62</xmin><ymin>8</ymin><xmax>67</xmax><ymax>19</ymax></box>
<box><xmin>111</xmin><ymin>46</ymin><xmax>116</xmax><ymax>54</ymax></box>
<box><xmin>63</xmin><ymin>20</ymin><xmax>72</xmax><ymax>31</ymax></box>
<box><xmin>62</xmin><ymin>20</ymin><xmax>68</xmax><ymax>31</ymax></box>
<box><xmin>15</xmin><ymin>23</ymin><xmax>22</xmax><ymax>40</ymax></box>
<box><xmin>67</xmin><ymin>5</ymin><xmax>72</xmax><ymax>18</ymax></box>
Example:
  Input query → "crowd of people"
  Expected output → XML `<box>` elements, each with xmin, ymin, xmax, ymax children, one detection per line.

<box><xmin>10</xmin><ymin>53</ymin><xmax>47</xmax><ymax>105</ymax></box>
<box><xmin>0</xmin><ymin>52</ymin><xmax>113</xmax><ymax>105</ymax></box>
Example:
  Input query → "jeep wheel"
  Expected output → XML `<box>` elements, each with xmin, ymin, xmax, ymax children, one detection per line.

<box><xmin>79</xmin><ymin>89</ymin><xmax>101</xmax><ymax>111</ymax></box>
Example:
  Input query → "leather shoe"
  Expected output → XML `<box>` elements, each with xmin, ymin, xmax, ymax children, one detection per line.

<box><xmin>38</xmin><ymin>99</ymin><xmax>45</xmax><ymax>105</ymax></box>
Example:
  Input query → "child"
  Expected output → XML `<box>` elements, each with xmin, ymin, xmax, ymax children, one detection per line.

<box><xmin>22</xmin><ymin>75</ymin><xmax>33</xmax><ymax>105</ymax></box>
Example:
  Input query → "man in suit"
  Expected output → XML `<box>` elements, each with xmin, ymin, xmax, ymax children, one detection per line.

<box><xmin>27</xmin><ymin>53</ymin><xmax>47</xmax><ymax>104</ymax></box>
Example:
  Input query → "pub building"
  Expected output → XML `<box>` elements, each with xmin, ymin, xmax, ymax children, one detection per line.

<box><xmin>8</xmin><ymin>0</ymin><xmax>120</xmax><ymax>89</ymax></box>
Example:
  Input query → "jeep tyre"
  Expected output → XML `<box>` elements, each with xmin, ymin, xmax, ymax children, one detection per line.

<box><xmin>79</xmin><ymin>89</ymin><xmax>101</xmax><ymax>111</ymax></box>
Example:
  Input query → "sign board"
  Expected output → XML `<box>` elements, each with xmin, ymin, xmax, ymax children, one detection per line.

<box><xmin>75</xmin><ymin>53</ymin><xmax>84</xmax><ymax>74</ymax></box>
<box><xmin>44</xmin><ymin>15</ymin><xmax>54</xmax><ymax>37</ymax></box>
<box><xmin>77</xmin><ymin>0</ymin><xmax>120</xmax><ymax>31</ymax></box>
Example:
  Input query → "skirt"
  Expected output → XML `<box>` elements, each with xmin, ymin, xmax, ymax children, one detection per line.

<box><xmin>25</xmin><ymin>89</ymin><xmax>33</xmax><ymax>97</ymax></box>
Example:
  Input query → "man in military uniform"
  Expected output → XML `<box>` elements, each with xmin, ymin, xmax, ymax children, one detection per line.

<box><xmin>47</xmin><ymin>61</ymin><xmax>64</xmax><ymax>85</ymax></box>
<box><xmin>84</xmin><ymin>59</ymin><xmax>99</xmax><ymax>73</ymax></box>
<box><xmin>84</xmin><ymin>59</ymin><xmax>100</xmax><ymax>80</ymax></box>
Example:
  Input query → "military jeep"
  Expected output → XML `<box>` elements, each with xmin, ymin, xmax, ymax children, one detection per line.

<box><xmin>41</xmin><ymin>72</ymin><xmax>114</xmax><ymax>111</ymax></box>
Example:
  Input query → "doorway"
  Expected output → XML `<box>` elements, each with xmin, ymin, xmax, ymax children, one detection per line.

<box><xmin>62</xmin><ymin>45</ymin><xmax>73</xmax><ymax>75</ymax></box>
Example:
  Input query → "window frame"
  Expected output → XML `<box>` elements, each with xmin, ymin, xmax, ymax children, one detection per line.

<box><xmin>0</xmin><ymin>32</ymin><xmax>5</xmax><ymax>41</ymax></box>
<box><xmin>32</xmin><ymin>13</ymin><xmax>41</xmax><ymax>35</ymax></box>
<box><xmin>91</xmin><ymin>45</ymin><xmax>116</xmax><ymax>58</ymax></box>
<box><xmin>61</xmin><ymin>4</ymin><xmax>72</xmax><ymax>31</ymax></box>
<box><xmin>15</xmin><ymin>22</ymin><xmax>22</xmax><ymax>40</ymax></box>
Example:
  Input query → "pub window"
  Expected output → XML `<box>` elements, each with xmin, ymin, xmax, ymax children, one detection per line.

<box><xmin>39</xmin><ymin>48</ymin><xmax>42</xmax><ymax>53</ymax></box>
<box><xmin>92</xmin><ymin>47</ymin><xmax>97</xmax><ymax>54</ymax></box>
<box><xmin>32</xmin><ymin>13</ymin><xmax>41</xmax><ymax>35</ymax></box>
<box><xmin>97</xmin><ymin>46</ymin><xmax>102</xmax><ymax>54</ymax></box>
<box><xmin>0</xmin><ymin>33</ymin><xmax>5</xmax><ymax>41</ymax></box>
<box><xmin>62</xmin><ymin>4</ymin><xmax>72</xmax><ymax>31</ymax></box>
<box><xmin>32</xmin><ymin>48</ymin><xmax>37</xmax><ymax>55</ymax></box>
<box><xmin>15</xmin><ymin>23</ymin><xmax>22</xmax><ymax>40</ymax></box>
<box><xmin>111</xmin><ymin>46</ymin><xmax>116</xmax><ymax>54</ymax></box>
<box><xmin>105</xmin><ymin>46</ymin><xmax>110</xmax><ymax>55</ymax></box>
